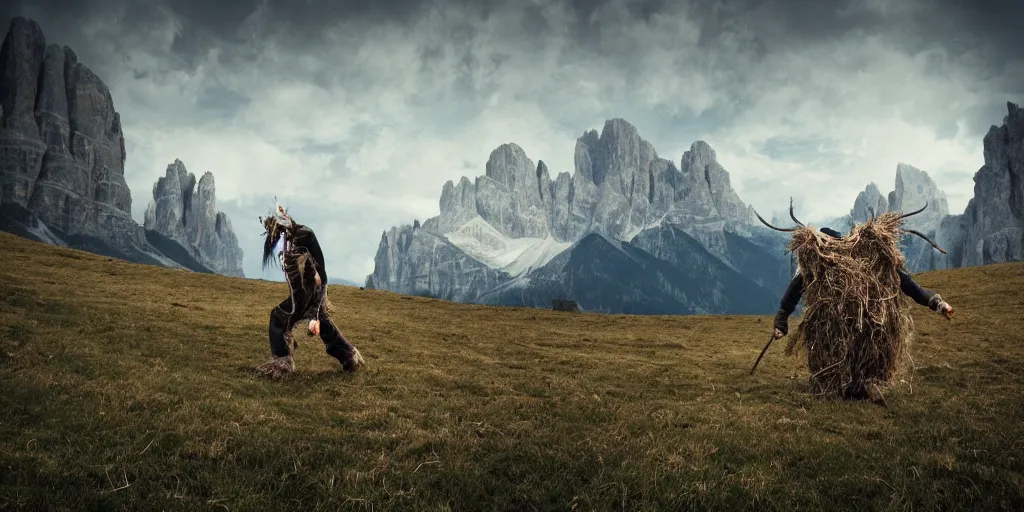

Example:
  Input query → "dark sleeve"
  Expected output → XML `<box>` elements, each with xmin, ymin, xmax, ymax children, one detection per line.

<box><xmin>899</xmin><ymin>269</ymin><xmax>936</xmax><ymax>308</ymax></box>
<box><xmin>779</xmin><ymin>273</ymin><xmax>804</xmax><ymax>315</ymax></box>
<box><xmin>293</xmin><ymin>225</ymin><xmax>328</xmax><ymax>284</ymax></box>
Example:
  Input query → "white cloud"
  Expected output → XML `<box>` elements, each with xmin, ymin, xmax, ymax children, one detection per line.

<box><xmin>698</xmin><ymin>35</ymin><xmax>995</xmax><ymax>221</ymax></box>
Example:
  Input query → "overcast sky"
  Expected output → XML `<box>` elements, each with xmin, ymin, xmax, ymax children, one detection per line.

<box><xmin>3</xmin><ymin>0</ymin><xmax>1022</xmax><ymax>283</ymax></box>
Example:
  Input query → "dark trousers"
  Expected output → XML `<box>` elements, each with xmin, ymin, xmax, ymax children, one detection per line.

<box><xmin>268</xmin><ymin>256</ymin><xmax>358</xmax><ymax>369</ymax></box>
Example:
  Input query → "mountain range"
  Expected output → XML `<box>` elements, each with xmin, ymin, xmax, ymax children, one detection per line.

<box><xmin>367</xmin><ymin>121</ymin><xmax>802</xmax><ymax>314</ymax></box>
<box><xmin>366</xmin><ymin>103</ymin><xmax>1024</xmax><ymax>314</ymax></box>
<box><xmin>2</xmin><ymin>15</ymin><xmax>1021</xmax><ymax>314</ymax></box>
<box><xmin>0</xmin><ymin>17</ymin><xmax>244</xmax><ymax>278</ymax></box>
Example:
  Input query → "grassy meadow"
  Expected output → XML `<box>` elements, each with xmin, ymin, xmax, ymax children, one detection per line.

<box><xmin>0</xmin><ymin>231</ymin><xmax>1022</xmax><ymax>511</ymax></box>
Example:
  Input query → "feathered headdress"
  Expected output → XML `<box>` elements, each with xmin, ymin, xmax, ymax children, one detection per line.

<box><xmin>259</xmin><ymin>198</ymin><xmax>296</xmax><ymax>270</ymax></box>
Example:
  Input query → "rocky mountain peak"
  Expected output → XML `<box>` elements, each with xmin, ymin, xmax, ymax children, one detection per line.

<box><xmin>167</xmin><ymin>157</ymin><xmax>186</xmax><ymax>173</ymax></box>
<box><xmin>599</xmin><ymin>118</ymin><xmax>645</xmax><ymax>154</ymax></box>
<box><xmin>844</xmin><ymin>105</ymin><xmax>1023</xmax><ymax>272</ymax></box>
<box><xmin>484</xmin><ymin>143</ymin><xmax>534</xmax><ymax>189</ymax></box>
<box><xmin>197</xmin><ymin>170</ymin><xmax>216</xmax><ymax>194</ymax></box>
<box><xmin>573</xmin><ymin>118</ymin><xmax>658</xmax><ymax>193</ymax></box>
<box><xmin>850</xmin><ymin>183</ymin><xmax>890</xmax><ymax>223</ymax></box>
<box><xmin>536</xmin><ymin>159</ymin><xmax>549</xmax><ymax>178</ymax></box>
<box><xmin>535</xmin><ymin>160</ymin><xmax>551</xmax><ymax>200</ymax></box>
<box><xmin>889</xmin><ymin>163</ymin><xmax>949</xmax><ymax>229</ymax></box>
<box><xmin>1</xmin><ymin>17</ymin><xmax>46</xmax><ymax>141</ymax></box>
<box><xmin>370</xmin><ymin>117</ymin><xmax>769</xmax><ymax>299</ymax></box>
<box><xmin>143</xmin><ymin>159</ymin><xmax>243</xmax><ymax>277</ymax></box>
<box><xmin>0</xmin><ymin>16</ymin><xmax>143</xmax><ymax>253</ymax></box>
<box><xmin>682</xmin><ymin>140</ymin><xmax>717</xmax><ymax>172</ymax></box>
<box><xmin>680</xmin><ymin>140</ymin><xmax>753</xmax><ymax>229</ymax></box>
<box><xmin>956</xmin><ymin>101</ymin><xmax>1024</xmax><ymax>266</ymax></box>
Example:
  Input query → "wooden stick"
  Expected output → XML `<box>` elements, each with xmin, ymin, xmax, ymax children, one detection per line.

<box><xmin>749</xmin><ymin>333</ymin><xmax>778</xmax><ymax>375</ymax></box>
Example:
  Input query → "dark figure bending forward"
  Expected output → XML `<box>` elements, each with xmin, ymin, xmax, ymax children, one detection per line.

<box><xmin>772</xmin><ymin>226</ymin><xmax>954</xmax><ymax>340</ymax></box>
<box><xmin>256</xmin><ymin>205</ymin><xmax>364</xmax><ymax>378</ymax></box>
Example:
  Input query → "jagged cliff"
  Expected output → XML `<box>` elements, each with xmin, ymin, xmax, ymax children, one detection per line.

<box><xmin>144</xmin><ymin>159</ymin><xmax>244</xmax><ymax>277</ymax></box>
<box><xmin>955</xmin><ymin>102</ymin><xmax>1024</xmax><ymax>267</ymax></box>
<box><xmin>367</xmin><ymin>221</ymin><xmax>507</xmax><ymax>301</ymax></box>
<box><xmin>888</xmin><ymin>164</ymin><xmax>952</xmax><ymax>272</ymax></box>
<box><xmin>0</xmin><ymin>17</ymin><xmax>214</xmax><ymax>275</ymax></box>
<box><xmin>842</xmin><ymin>103</ymin><xmax>1024</xmax><ymax>273</ymax></box>
<box><xmin>426</xmin><ymin>120</ymin><xmax>755</xmax><ymax>246</ymax></box>
<box><xmin>0</xmin><ymin>17</ymin><xmax>146</xmax><ymax>252</ymax></box>
<box><xmin>368</xmin><ymin>103</ymin><xmax>1024</xmax><ymax>313</ymax></box>
<box><xmin>844</xmin><ymin>164</ymin><xmax>952</xmax><ymax>272</ymax></box>
<box><xmin>368</xmin><ymin>118</ymin><xmax>785</xmax><ymax>314</ymax></box>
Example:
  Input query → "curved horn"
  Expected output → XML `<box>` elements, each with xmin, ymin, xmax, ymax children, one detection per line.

<box><xmin>754</xmin><ymin>210</ymin><xmax>798</xmax><ymax>232</ymax></box>
<box><xmin>903</xmin><ymin>228</ymin><xmax>947</xmax><ymax>254</ymax></box>
<box><xmin>788</xmin><ymin>197</ymin><xmax>805</xmax><ymax>227</ymax></box>
<box><xmin>899</xmin><ymin>201</ymin><xmax>928</xmax><ymax>220</ymax></box>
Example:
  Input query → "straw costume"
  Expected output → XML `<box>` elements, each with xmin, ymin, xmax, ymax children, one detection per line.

<box><xmin>756</xmin><ymin>201</ymin><xmax>953</xmax><ymax>402</ymax></box>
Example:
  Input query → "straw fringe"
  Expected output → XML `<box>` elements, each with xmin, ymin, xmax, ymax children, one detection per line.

<box><xmin>786</xmin><ymin>212</ymin><xmax>914</xmax><ymax>401</ymax></box>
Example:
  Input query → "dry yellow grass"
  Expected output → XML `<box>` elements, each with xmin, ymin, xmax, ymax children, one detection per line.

<box><xmin>0</xmin><ymin>230</ymin><xmax>1022</xmax><ymax>511</ymax></box>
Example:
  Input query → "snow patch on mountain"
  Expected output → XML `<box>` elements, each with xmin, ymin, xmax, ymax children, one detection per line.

<box><xmin>27</xmin><ymin>219</ymin><xmax>65</xmax><ymax>246</ymax></box>
<box><xmin>444</xmin><ymin>216</ymin><xmax>572</xmax><ymax>276</ymax></box>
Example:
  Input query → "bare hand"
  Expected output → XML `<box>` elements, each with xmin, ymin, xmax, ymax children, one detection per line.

<box><xmin>772</xmin><ymin>328</ymin><xmax>784</xmax><ymax>340</ymax></box>
<box><xmin>937</xmin><ymin>302</ymin><xmax>953</xmax><ymax>320</ymax></box>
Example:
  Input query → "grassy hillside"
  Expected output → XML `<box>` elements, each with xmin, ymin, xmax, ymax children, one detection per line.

<box><xmin>0</xmin><ymin>231</ymin><xmax>1022</xmax><ymax>511</ymax></box>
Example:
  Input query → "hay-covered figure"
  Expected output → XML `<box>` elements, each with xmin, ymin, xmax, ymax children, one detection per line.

<box><xmin>255</xmin><ymin>204</ymin><xmax>364</xmax><ymax>379</ymax></box>
<box><xmin>756</xmin><ymin>201</ymin><xmax>953</xmax><ymax>403</ymax></box>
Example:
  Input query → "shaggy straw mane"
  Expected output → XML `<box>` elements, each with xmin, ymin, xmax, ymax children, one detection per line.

<box><xmin>786</xmin><ymin>212</ymin><xmax>914</xmax><ymax>401</ymax></box>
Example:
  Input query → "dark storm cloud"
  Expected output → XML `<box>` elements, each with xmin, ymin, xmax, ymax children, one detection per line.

<box><xmin>195</xmin><ymin>84</ymin><xmax>252</xmax><ymax>117</ymax></box>
<box><xmin>3</xmin><ymin>0</ymin><xmax>1021</xmax><ymax>76</ymax></box>
<box><xmin>0</xmin><ymin>1</ymin><xmax>997</xmax><ymax>45</ymax></box>
<box><xmin>3</xmin><ymin>0</ymin><xmax>491</xmax><ymax>68</ymax></box>
<box><xmin>929</xmin><ymin>0</ymin><xmax>1024</xmax><ymax>59</ymax></box>
<box><xmin>707</xmin><ymin>0</ymin><xmax>1021</xmax><ymax>60</ymax></box>
<box><xmin>1</xmin><ymin>0</ymin><xmax>1020</xmax><ymax>282</ymax></box>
